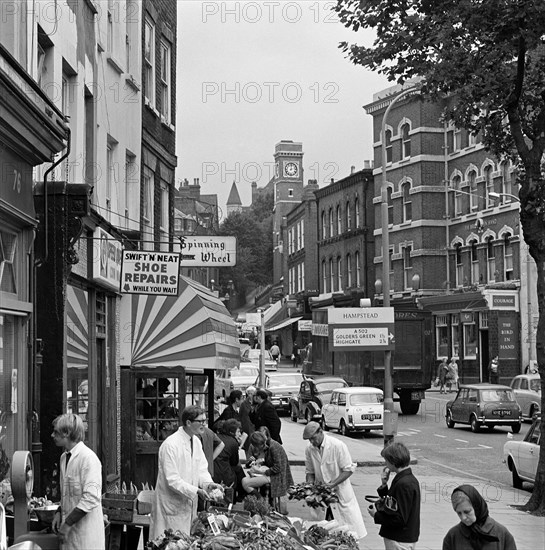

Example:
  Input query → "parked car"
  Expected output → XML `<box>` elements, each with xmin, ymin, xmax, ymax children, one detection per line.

<box><xmin>322</xmin><ymin>386</ymin><xmax>384</xmax><ymax>436</ymax></box>
<box><xmin>510</xmin><ymin>374</ymin><xmax>541</xmax><ymax>420</ymax></box>
<box><xmin>445</xmin><ymin>384</ymin><xmax>522</xmax><ymax>433</ymax></box>
<box><xmin>241</xmin><ymin>348</ymin><xmax>278</xmax><ymax>371</ymax></box>
<box><xmin>290</xmin><ymin>376</ymin><xmax>349</xmax><ymax>423</ymax></box>
<box><xmin>214</xmin><ymin>365</ymin><xmax>260</xmax><ymax>399</ymax></box>
<box><xmin>260</xmin><ymin>372</ymin><xmax>304</xmax><ymax>414</ymax></box>
<box><xmin>504</xmin><ymin>414</ymin><xmax>541</xmax><ymax>488</ymax></box>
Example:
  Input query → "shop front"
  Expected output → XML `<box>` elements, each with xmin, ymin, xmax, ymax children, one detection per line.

<box><xmin>418</xmin><ymin>288</ymin><xmax>520</xmax><ymax>384</ymax></box>
<box><xmin>118</xmin><ymin>277</ymin><xmax>240</xmax><ymax>487</ymax></box>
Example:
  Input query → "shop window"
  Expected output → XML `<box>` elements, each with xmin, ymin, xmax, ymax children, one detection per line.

<box><xmin>463</xmin><ymin>319</ymin><xmax>477</xmax><ymax>359</ymax></box>
<box><xmin>451</xmin><ymin>314</ymin><xmax>460</xmax><ymax>357</ymax></box>
<box><xmin>436</xmin><ymin>315</ymin><xmax>449</xmax><ymax>358</ymax></box>
<box><xmin>136</xmin><ymin>376</ymin><xmax>181</xmax><ymax>441</ymax></box>
<box><xmin>480</xmin><ymin>311</ymin><xmax>488</xmax><ymax>329</ymax></box>
<box><xmin>0</xmin><ymin>314</ymin><xmax>19</xmax><ymax>460</ymax></box>
<box><xmin>0</xmin><ymin>231</ymin><xmax>17</xmax><ymax>293</ymax></box>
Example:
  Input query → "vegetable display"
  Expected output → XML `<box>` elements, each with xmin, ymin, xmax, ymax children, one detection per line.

<box><xmin>287</xmin><ymin>482</ymin><xmax>339</xmax><ymax>509</ymax></box>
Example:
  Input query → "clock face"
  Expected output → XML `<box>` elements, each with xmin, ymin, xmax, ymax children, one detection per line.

<box><xmin>284</xmin><ymin>162</ymin><xmax>299</xmax><ymax>178</ymax></box>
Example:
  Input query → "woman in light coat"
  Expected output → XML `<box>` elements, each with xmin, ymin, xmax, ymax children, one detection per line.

<box><xmin>304</xmin><ymin>422</ymin><xmax>367</xmax><ymax>540</ymax></box>
<box><xmin>51</xmin><ymin>414</ymin><xmax>105</xmax><ymax>550</ymax></box>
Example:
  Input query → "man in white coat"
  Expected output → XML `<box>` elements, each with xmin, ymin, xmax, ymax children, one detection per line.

<box><xmin>151</xmin><ymin>406</ymin><xmax>223</xmax><ymax>538</ymax></box>
<box><xmin>51</xmin><ymin>413</ymin><xmax>105</xmax><ymax>550</ymax></box>
<box><xmin>304</xmin><ymin>422</ymin><xmax>367</xmax><ymax>541</ymax></box>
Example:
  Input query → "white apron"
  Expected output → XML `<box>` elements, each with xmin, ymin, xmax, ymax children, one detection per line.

<box><xmin>60</xmin><ymin>442</ymin><xmax>105</xmax><ymax>550</ymax></box>
<box><xmin>305</xmin><ymin>435</ymin><xmax>367</xmax><ymax>540</ymax></box>
<box><xmin>151</xmin><ymin>428</ymin><xmax>213</xmax><ymax>539</ymax></box>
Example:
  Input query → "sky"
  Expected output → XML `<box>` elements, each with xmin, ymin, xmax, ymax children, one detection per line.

<box><xmin>176</xmin><ymin>1</ymin><xmax>391</xmax><ymax>219</ymax></box>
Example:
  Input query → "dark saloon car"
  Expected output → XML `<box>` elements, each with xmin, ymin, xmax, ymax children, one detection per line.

<box><xmin>445</xmin><ymin>384</ymin><xmax>522</xmax><ymax>433</ymax></box>
<box><xmin>290</xmin><ymin>376</ymin><xmax>349</xmax><ymax>423</ymax></box>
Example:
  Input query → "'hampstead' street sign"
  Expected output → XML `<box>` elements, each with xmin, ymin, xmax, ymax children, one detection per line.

<box><xmin>328</xmin><ymin>307</ymin><xmax>395</xmax><ymax>351</ymax></box>
<box><xmin>120</xmin><ymin>250</ymin><xmax>180</xmax><ymax>296</ymax></box>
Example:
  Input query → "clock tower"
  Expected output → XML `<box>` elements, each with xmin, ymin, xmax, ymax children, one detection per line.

<box><xmin>272</xmin><ymin>140</ymin><xmax>304</xmax><ymax>292</ymax></box>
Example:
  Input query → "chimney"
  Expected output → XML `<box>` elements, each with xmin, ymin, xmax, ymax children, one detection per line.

<box><xmin>330</xmin><ymin>178</ymin><xmax>334</xmax><ymax>184</ymax></box>
<box><xmin>351</xmin><ymin>165</ymin><xmax>355</xmax><ymax>174</ymax></box>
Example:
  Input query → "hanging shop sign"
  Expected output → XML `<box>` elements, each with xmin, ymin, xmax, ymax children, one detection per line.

<box><xmin>120</xmin><ymin>250</ymin><xmax>180</xmax><ymax>296</ymax></box>
<box><xmin>178</xmin><ymin>236</ymin><xmax>236</xmax><ymax>266</ymax></box>
<box><xmin>91</xmin><ymin>227</ymin><xmax>122</xmax><ymax>290</ymax></box>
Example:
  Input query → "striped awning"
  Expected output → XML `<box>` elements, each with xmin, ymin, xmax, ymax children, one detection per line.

<box><xmin>119</xmin><ymin>276</ymin><xmax>240</xmax><ymax>371</ymax></box>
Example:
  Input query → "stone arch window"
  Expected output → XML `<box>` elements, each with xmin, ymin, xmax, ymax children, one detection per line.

<box><xmin>337</xmin><ymin>256</ymin><xmax>342</xmax><ymax>291</ymax></box>
<box><xmin>455</xmin><ymin>243</ymin><xmax>463</xmax><ymax>287</ymax></box>
<box><xmin>387</xmin><ymin>186</ymin><xmax>394</xmax><ymax>225</ymax></box>
<box><xmin>402</xmin><ymin>181</ymin><xmax>412</xmax><ymax>222</ymax></box>
<box><xmin>385</xmin><ymin>128</ymin><xmax>393</xmax><ymax>163</ymax></box>
<box><xmin>503</xmin><ymin>233</ymin><xmax>513</xmax><ymax>280</ymax></box>
<box><xmin>401</xmin><ymin>123</ymin><xmax>411</xmax><ymax>159</ymax></box>
<box><xmin>468</xmin><ymin>170</ymin><xmax>478</xmax><ymax>212</ymax></box>
<box><xmin>346</xmin><ymin>201</ymin><xmax>351</xmax><ymax>231</ymax></box>
<box><xmin>336</xmin><ymin>205</ymin><xmax>342</xmax><ymax>235</ymax></box>
<box><xmin>346</xmin><ymin>253</ymin><xmax>352</xmax><ymax>287</ymax></box>
<box><xmin>470</xmin><ymin>239</ymin><xmax>479</xmax><ymax>284</ymax></box>
<box><xmin>453</xmin><ymin>174</ymin><xmax>463</xmax><ymax>217</ymax></box>
<box><xmin>484</xmin><ymin>164</ymin><xmax>494</xmax><ymax>207</ymax></box>
<box><xmin>501</xmin><ymin>162</ymin><xmax>513</xmax><ymax>202</ymax></box>
<box><xmin>322</xmin><ymin>259</ymin><xmax>327</xmax><ymax>292</ymax></box>
<box><xmin>486</xmin><ymin>236</ymin><xmax>496</xmax><ymax>282</ymax></box>
<box><xmin>321</xmin><ymin>210</ymin><xmax>327</xmax><ymax>240</ymax></box>
<box><xmin>355</xmin><ymin>250</ymin><xmax>361</xmax><ymax>286</ymax></box>
<box><xmin>329</xmin><ymin>258</ymin><xmax>334</xmax><ymax>291</ymax></box>
<box><xmin>355</xmin><ymin>197</ymin><xmax>360</xmax><ymax>228</ymax></box>
<box><xmin>328</xmin><ymin>208</ymin><xmax>334</xmax><ymax>237</ymax></box>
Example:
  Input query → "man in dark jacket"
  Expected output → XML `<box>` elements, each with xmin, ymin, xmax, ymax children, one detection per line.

<box><xmin>368</xmin><ymin>441</ymin><xmax>420</xmax><ymax>549</ymax></box>
<box><xmin>250</xmin><ymin>389</ymin><xmax>282</xmax><ymax>444</ymax></box>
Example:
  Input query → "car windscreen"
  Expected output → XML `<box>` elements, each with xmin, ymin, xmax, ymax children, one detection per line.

<box><xmin>316</xmin><ymin>381</ymin><xmax>347</xmax><ymax>393</ymax></box>
<box><xmin>268</xmin><ymin>375</ymin><xmax>302</xmax><ymax>388</ymax></box>
<box><xmin>350</xmin><ymin>393</ymin><xmax>384</xmax><ymax>405</ymax></box>
<box><xmin>529</xmin><ymin>379</ymin><xmax>541</xmax><ymax>392</ymax></box>
<box><xmin>481</xmin><ymin>389</ymin><xmax>515</xmax><ymax>402</ymax></box>
<box><xmin>247</xmin><ymin>350</ymin><xmax>272</xmax><ymax>360</ymax></box>
<box><xmin>233</xmin><ymin>366</ymin><xmax>259</xmax><ymax>377</ymax></box>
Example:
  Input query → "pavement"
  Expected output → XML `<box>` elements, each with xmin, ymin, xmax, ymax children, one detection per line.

<box><xmin>269</xmin><ymin>361</ymin><xmax>545</xmax><ymax>549</ymax></box>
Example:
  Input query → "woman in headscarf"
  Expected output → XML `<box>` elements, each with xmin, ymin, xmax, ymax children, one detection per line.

<box><xmin>443</xmin><ymin>485</ymin><xmax>517</xmax><ymax>550</ymax></box>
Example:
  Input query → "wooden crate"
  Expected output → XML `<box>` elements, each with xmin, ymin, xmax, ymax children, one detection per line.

<box><xmin>102</xmin><ymin>493</ymin><xmax>136</xmax><ymax>522</ymax></box>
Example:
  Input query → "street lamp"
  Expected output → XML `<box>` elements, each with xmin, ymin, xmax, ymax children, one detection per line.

<box><xmin>489</xmin><ymin>191</ymin><xmax>520</xmax><ymax>203</ymax></box>
<box><xmin>380</xmin><ymin>85</ymin><xmax>419</xmax><ymax>447</ymax></box>
<box><xmin>257</xmin><ymin>308</ymin><xmax>265</xmax><ymax>387</ymax></box>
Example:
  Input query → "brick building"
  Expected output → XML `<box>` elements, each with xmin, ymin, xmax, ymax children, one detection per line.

<box><xmin>364</xmin><ymin>84</ymin><xmax>533</xmax><ymax>384</ymax></box>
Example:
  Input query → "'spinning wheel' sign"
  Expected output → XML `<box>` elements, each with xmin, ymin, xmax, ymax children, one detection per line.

<box><xmin>328</xmin><ymin>307</ymin><xmax>395</xmax><ymax>351</ymax></box>
<box><xmin>120</xmin><ymin>250</ymin><xmax>180</xmax><ymax>296</ymax></box>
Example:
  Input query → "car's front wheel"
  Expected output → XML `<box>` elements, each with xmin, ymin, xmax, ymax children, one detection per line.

<box><xmin>446</xmin><ymin>410</ymin><xmax>455</xmax><ymax>429</ymax></box>
<box><xmin>510</xmin><ymin>459</ymin><xmax>523</xmax><ymax>489</ymax></box>
<box><xmin>470</xmin><ymin>415</ymin><xmax>480</xmax><ymax>433</ymax></box>
<box><xmin>290</xmin><ymin>405</ymin><xmax>298</xmax><ymax>422</ymax></box>
<box><xmin>512</xmin><ymin>422</ymin><xmax>521</xmax><ymax>434</ymax></box>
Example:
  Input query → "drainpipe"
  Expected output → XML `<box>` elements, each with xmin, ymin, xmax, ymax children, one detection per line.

<box><xmin>35</xmin><ymin>125</ymin><xmax>71</xmax><ymax>268</ymax></box>
<box><xmin>444</xmin><ymin>121</ymin><xmax>450</xmax><ymax>289</ymax></box>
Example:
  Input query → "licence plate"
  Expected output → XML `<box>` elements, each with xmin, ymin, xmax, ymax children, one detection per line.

<box><xmin>361</xmin><ymin>414</ymin><xmax>381</xmax><ymax>420</ymax></box>
<box><xmin>411</xmin><ymin>391</ymin><xmax>424</xmax><ymax>401</ymax></box>
<box><xmin>492</xmin><ymin>409</ymin><xmax>511</xmax><ymax>417</ymax></box>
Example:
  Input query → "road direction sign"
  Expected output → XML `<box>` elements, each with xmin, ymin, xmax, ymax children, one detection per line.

<box><xmin>328</xmin><ymin>307</ymin><xmax>395</xmax><ymax>351</ymax></box>
<box><xmin>120</xmin><ymin>250</ymin><xmax>180</xmax><ymax>296</ymax></box>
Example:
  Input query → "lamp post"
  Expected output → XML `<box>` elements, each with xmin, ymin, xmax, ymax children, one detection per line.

<box><xmin>380</xmin><ymin>85</ymin><xmax>418</xmax><ymax>447</ymax></box>
<box><xmin>257</xmin><ymin>308</ymin><xmax>265</xmax><ymax>387</ymax></box>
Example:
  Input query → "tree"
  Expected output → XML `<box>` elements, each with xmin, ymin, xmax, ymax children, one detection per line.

<box><xmin>334</xmin><ymin>0</ymin><xmax>545</xmax><ymax>513</ymax></box>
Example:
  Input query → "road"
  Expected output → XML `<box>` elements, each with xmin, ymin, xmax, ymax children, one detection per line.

<box><xmin>279</xmin><ymin>389</ymin><xmax>532</xmax><ymax>490</ymax></box>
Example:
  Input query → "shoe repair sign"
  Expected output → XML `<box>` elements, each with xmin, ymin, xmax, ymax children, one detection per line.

<box><xmin>120</xmin><ymin>250</ymin><xmax>180</xmax><ymax>295</ymax></box>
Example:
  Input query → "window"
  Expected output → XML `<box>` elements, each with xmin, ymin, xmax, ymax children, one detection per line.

<box><xmin>337</xmin><ymin>205</ymin><xmax>342</xmax><ymax>235</ymax></box>
<box><xmin>436</xmin><ymin>315</ymin><xmax>448</xmax><ymax>358</ymax></box>
<box><xmin>468</xmin><ymin>171</ymin><xmax>478</xmax><ymax>211</ymax></box>
<box><xmin>501</xmin><ymin>162</ymin><xmax>512</xmax><ymax>201</ymax></box>
<box><xmin>504</xmin><ymin>234</ymin><xmax>513</xmax><ymax>280</ymax></box>
<box><xmin>106</xmin><ymin>143</ymin><xmax>114</xmax><ymax>220</ymax></box>
<box><xmin>403</xmin><ymin>245</ymin><xmax>412</xmax><ymax>289</ymax></box>
<box><xmin>355</xmin><ymin>251</ymin><xmax>361</xmax><ymax>287</ymax></box>
<box><xmin>300</xmin><ymin>262</ymin><xmax>305</xmax><ymax>291</ymax></box>
<box><xmin>451</xmin><ymin>314</ymin><xmax>460</xmax><ymax>357</ymax></box>
<box><xmin>160</xmin><ymin>183</ymin><xmax>169</xmax><ymax>231</ymax></box>
<box><xmin>453</xmin><ymin>175</ymin><xmax>463</xmax><ymax>217</ymax></box>
<box><xmin>385</xmin><ymin>129</ymin><xmax>392</xmax><ymax>163</ymax></box>
<box><xmin>321</xmin><ymin>211</ymin><xmax>327</xmax><ymax>240</ymax></box>
<box><xmin>329</xmin><ymin>208</ymin><xmax>334</xmax><ymax>237</ymax></box>
<box><xmin>484</xmin><ymin>165</ymin><xmax>494</xmax><ymax>208</ymax></box>
<box><xmin>144</xmin><ymin>17</ymin><xmax>155</xmax><ymax>104</ymax></box>
<box><xmin>288</xmin><ymin>228</ymin><xmax>293</xmax><ymax>255</ymax></box>
<box><xmin>346</xmin><ymin>254</ymin><xmax>352</xmax><ymax>287</ymax></box>
<box><xmin>454</xmin><ymin>127</ymin><xmax>462</xmax><ymax>152</ymax></box>
<box><xmin>470</xmin><ymin>240</ymin><xmax>479</xmax><ymax>284</ymax></box>
<box><xmin>160</xmin><ymin>40</ymin><xmax>171</xmax><ymax>122</ymax></box>
<box><xmin>125</xmin><ymin>152</ymin><xmax>137</xmax><ymax>222</ymax></box>
<box><xmin>387</xmin><ymin>187</ymin><xmax>393</xmax><ymax>225</ymax></box>
<box><xmin>329</xmin><ymin>258</ymin><xmax>334</xmax><ymax>292</ymax></box>
<box><xmin>389</xmin><ymin>248</ymin><xmax>394</xmax><ymax>291</ymax></box>
<box><xmin>468</xmin><ymin>131</ymin><xmax>477</xmax><ymax>147</ymax></box>
<box><xmin>299</xmin><ymin>221</ymin><xmax>304</xmax><ymax>250</ymax></box>
<box><xmin>142</xmin><ymin>167</ymin><xmax>153</xmax><ymax>249</ymax></box>
<box><xmin>486</xmin><ymin>237</ymin><xmax>495</xmax><ymax>282</ymax></box>
<box><xmin>355</xmin><ymin>197</ymin><xmax>360</xmax><ymax>228</ymax></box>
<box><xmin>455</xmin><ymin>244</ymin><xmax>463</xmax><ymax>287</ymax></box>
<box><xmin>402</xmin><ymin>183</ymin><xmax>412</xmax><ymax>222</ymax></box>
<box><xmin>346</xmin><ymin>201</ymin><xmax>351</xmax><ymax>231</ymax></box>
<box><xmin>289</xmin><ymin>267</ymin><xmax>294</xmax><ymax>294</ymax></box>
<box><xmin>337</xmin><ymin>256</ymin><xmax>342</xmax><ymax>291</ymax></box>
<box><xmin>463</xmin><ymin>316</ymin><xmax>477</xmax><ymax>358</ymax></box>
<box><xmin>322</xmin><ymin>260</ymin><xmax>327</xmax><ymax>292</ymax></box>
<box><xmin>401</xmin><ymin>123</ymin><xmax>411</xmax><ymax>159</ymax></box>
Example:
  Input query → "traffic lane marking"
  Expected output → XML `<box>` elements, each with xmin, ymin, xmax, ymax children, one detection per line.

<box><xmin>433</xmin><ymin>434</ymin><xmax>447</xmax><ymax>438</ymax></box>
<box><xmin>457</xmin><ymin>446</ymin><xmax>492</xmax><ymax>450</ymax></box>
<box><xmin>455</xmin><ymin>439</ymin><xmax>468</xmax><ymax>443</ymax></box>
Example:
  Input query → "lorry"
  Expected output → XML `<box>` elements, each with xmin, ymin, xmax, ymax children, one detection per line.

<box><xmin>304</xmin><ymin>302</ymin><xmax>433</xmax><ymax>415</ymax></box>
